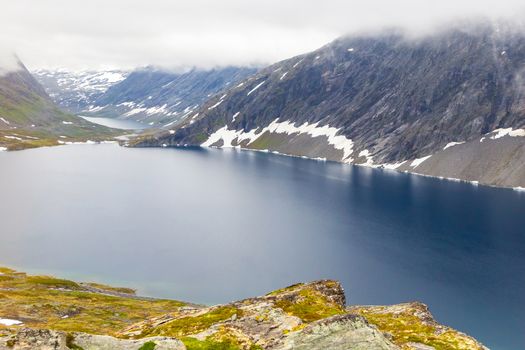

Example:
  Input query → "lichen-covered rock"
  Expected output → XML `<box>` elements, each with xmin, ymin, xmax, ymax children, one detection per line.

<box><xmin>119</xmin><ymin>280</ymin><xmax>346</xmax><ymax>349</ymax></box>
<box><xmin>271</xmin><ymin>314</ymin><xmax>399</xmax><ymax>350</ymax></box>
<box><xmin>349</xmin><ymin>302</ymin><xmax>488</xmax><ymax>350</ymax></box>
<box><xmin>0</xmin><ymin>329</ymin><xmax>67</xmax><ymax>350</ymax></box>
<box><xmin>0</xmin><ymin>329</ymin><xmax>185</xmax><ymax>350</ymax></box>
<box><xmin>71</xmin><ymin>333</ymin><xmax>185</xmax><ymax>350</ymax></box>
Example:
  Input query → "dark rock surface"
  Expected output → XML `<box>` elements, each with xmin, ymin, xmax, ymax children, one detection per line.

<box><xmin>135</xmin><ymin>22</ymin><xmax>525</xmax><ymax>188</ymax></box>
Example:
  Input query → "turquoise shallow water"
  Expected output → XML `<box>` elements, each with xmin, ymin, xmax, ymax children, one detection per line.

<box><xmin>0</xmin><ymin>144</ymin><xmax>523</xmax><ymax>349</ymax></box>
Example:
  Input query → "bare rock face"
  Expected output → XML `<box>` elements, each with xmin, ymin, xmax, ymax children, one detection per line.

<box><xmin>71</xmin><ymin>333</ymin><xmax>185</xmax><ymax>350</ymax></box>
<box><xmin>271</xmin><ymin>314</ymin><xmax>399</xmax><ymax>350</ymax></box>
<box><xmin>0</xmin><ymin>329</ymin><xmax>68</xmax><ymax>350</ymax></box>
<box><xmin>136</xmin><ymin>21</ymin><xmax>525</xmax><ymax>188</ymax></box>
<box><xmin>0</xmin><ymin>329</ymin><xmax>185</xmax><ymax>350</ymax></box>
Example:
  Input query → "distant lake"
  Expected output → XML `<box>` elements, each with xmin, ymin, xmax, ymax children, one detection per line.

<box><xmin>0</xmin><ymin>144</ymin><xmax>523</xmax><ymax>349</ymax></box>
<box><xmin>81</xmin><ymin>116</ymin><xmax>146</xmax><ymax>130</ymax></box>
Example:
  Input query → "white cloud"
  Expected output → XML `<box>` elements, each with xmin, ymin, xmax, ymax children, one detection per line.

<box><xmin>1</xmin><ymin>0</ymin><xmax>524</xmax><ymax>70</ymax></box>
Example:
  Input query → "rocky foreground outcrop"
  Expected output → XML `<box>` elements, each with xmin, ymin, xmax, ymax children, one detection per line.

<box><xmin>0</xmin><ymin>268</ymin><xmax>486</xmax><ymax>349</ymax></box>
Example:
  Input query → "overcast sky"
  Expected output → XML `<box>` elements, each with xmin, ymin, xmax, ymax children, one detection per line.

<box><xmin>1</xmin><ymin>0</ymin><xmax>525</xmax><ymax>71</ymax></box>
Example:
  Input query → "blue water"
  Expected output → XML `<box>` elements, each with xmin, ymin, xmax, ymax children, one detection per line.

<box><xmin>0</xmin><ymin>144</ymin><xmax>523</xmax><ymax>349</ymax></box>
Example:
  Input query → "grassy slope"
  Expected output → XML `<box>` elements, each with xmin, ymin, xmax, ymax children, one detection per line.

<box><xmin>0</xmin><ymin>267</ymin><xmax>185</xmax><ymax>336</ymax></box>
<box><xmin>0</xmin><ymin>67</ymin><xmax>121</xmax><ymax>151</ymax></box>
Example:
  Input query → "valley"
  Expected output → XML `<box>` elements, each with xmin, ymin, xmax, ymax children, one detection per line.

<box><xmin>1</xmin><ymin>11</ymin><xmax>525</xmax><ymax>350</ymax></box>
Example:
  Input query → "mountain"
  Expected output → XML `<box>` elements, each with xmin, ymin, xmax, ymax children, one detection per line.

<box><xmin>36</xmin><ymin>66</ymin><xmax>257</xmax><ymax>127</ymax></box>
<box><xmin>89</xmin><ymin>66</ymin><xmax>258</xmax><ymax>126</ymax></box>
<box><xmin>0</xmin><ymin>55</ymin><xmax>119</xmax><ymax>150</ymax></box>
<box><xmin>33</xmin><ymin>69</ymin><xmax>128</xmax><ymax>114</ymax></box>
<box><xmin>0</xmin><ymin>267</ymin><xmax>486</xmax><ymax>350</ymax></box>
<box><xmin>133</xmin><ymin>23</ymin><xmax>525</xmax><ymax>189</ymax></box>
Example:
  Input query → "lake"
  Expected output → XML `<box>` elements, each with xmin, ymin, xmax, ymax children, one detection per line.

<box><xmin>81</xmin><ymin>116</ymin><xmax>146</xmax><ymax>130</ymax></box>
<box><xmin>0</xmin><ymin>144</ymin><xmax>523</xmax><ymax>349</ymax></box>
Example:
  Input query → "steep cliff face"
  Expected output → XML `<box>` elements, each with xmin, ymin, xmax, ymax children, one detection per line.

<box><xmin>133</xmin><ymin>23</ymin><xmax>525</xmax><ymax>188</ymax></box>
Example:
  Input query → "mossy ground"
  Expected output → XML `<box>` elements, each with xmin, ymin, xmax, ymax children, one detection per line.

<box><xmin>139</xmin><ymin>306</ymin><xmax>242</xmax><ymax>338</ymax></box>
<box><xmin>0</xmin><ymin>268</ymin><xmax>185</xmax><ymax>336</ymax></box>
<box><xmin>352</xmin><ymin>306</ymin><xmax>484</xmax><ymax>350</ymax></box>
<box><xmin>138</xmin><ymin>340</ymin><xmax>157</xmax><ymax>350</ymax></box>
<box><xmin>273</xmin><ymin>288</ymin><xmax>345</xmax><ymax>323</ymax></box>
<box><xmin>84</xmin><ymin>282</ymin><xmax>136</xmax><ymax>295</ymax></box>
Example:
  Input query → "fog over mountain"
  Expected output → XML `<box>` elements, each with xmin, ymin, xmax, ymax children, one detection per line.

<box><xmin>1</xmin><ymin>0</ymin><xmax>525</xmax><ymax>71</ymax></box>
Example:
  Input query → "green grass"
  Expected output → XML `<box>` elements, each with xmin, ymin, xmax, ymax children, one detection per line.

<box><xmin>26</xmin><ymin>276</ymin><xmax>81</xmax><ymax>289</ymax></box>
<box><xmin>84</xmin><ymin>283</ymin><xmax>136</xmax><ymax>295</ymax></box>
<box><xmin>138</xmin><ymin>341</ymin><xmax>157</xmax><ymax>350</ymax></box>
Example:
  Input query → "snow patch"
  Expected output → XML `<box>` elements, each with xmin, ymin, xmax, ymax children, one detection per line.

<box><xmin>411</xmin><ymin>155</ymin><xmax>432</xmax><ymax>168</ymax></box>
<box><xmin>87</xmin><ymin>105</ymin><xmax>104</xmax><ymax>112</ymax></box>
<box><xmin>208</xmin><ymin>100</ymin><xmax>224</xmax><ymax>110</ymax></box>
<box><xmin>292</xmin><ymin>59</ymin><xmax>304</xmax><ymax>68</ymax></box>
<box><xmin>382</xmin><ymin>161</ymin><xmax>407</xmax><ymax>170</ymax></box>
<box><xmin>247</xmin><ymin>81</ymin><xmax>265</xmax><ymax>96</ymax></box>
<box><xmin>232</xmin><ymin>112</ymin><xmax>240</xmax><ymax>122</ymax></box>
<box><xmin>62</xmin><ymin>121</ymin><xmax>73</xmax><ymax>125</ymax></box>
<box><xmin>443</xmin><ymin>141</ymin><xmax>465</xmax><ymax>150</ymax></box>
<box><xmin>280</xmin><ymin>72</ymin><xmax>288</xmax><ymax>80</ymax></box>
<box><xmin>0</xmin><ymin>318</ymin><xmax>22</xmax><ymax>326</ymax></box>
<box><xmin>357</xmin><ymin>150</ymin><xmax>374</xmax><ymax>166</ymax></box>
<box><xmin>202</xmin><ymin>119</ymin><xmax>354</xmax><ymax>162</ymax></box>
<box><xmin>0</xmin><ymin>117</ymin><xmax>10</xmax><ymax>125</ymax></box>
<box><xmin>489</xmin><ymin>128</ymin><xmax>525</xmax><ymax>139</ymax></box>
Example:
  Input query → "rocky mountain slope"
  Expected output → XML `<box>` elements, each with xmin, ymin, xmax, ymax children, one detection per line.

<box><xmin>0</xmin><ymin>56</ymin><xmax>120</xmax><ymax>150</ymax></box>
<box><xmin>133</xmin><ymin>23</ymin><xmax>525</xmax><ymax>188</ymax></box>
<box><xmin>0</xmin><ymin>267</ymin><xmax>486</xmax><ymax>350</ymax></box>
<box><xmin>92</xmin><ymin>66</ymin><xmax>257</xmax><ymax>127</ymax></box>
<box><xmin>33</xmin><ymin>69</ymin><xmax>128</xmax><ymax>114</ymax></box>
<box><xmin>37</xmin><ymin>66</ymin><xmax>257</xmax><ymax>127</ymax></box>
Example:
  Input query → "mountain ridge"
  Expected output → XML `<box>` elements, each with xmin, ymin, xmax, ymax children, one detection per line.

<box><xmin>132</xmin><ymin>23</ymin><xmax>525</xmax><ymax>188</ymax></box>
<box><xmin>35</xmin><ymin>66</ymin><xmax>257</xmax><ymax>127</ymax></box>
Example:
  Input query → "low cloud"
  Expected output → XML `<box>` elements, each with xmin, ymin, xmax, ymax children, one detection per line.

<box><xmin>1</xmin><ymin>0</ymin><xmax>525</xmax><ymax>70</ymax></box>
